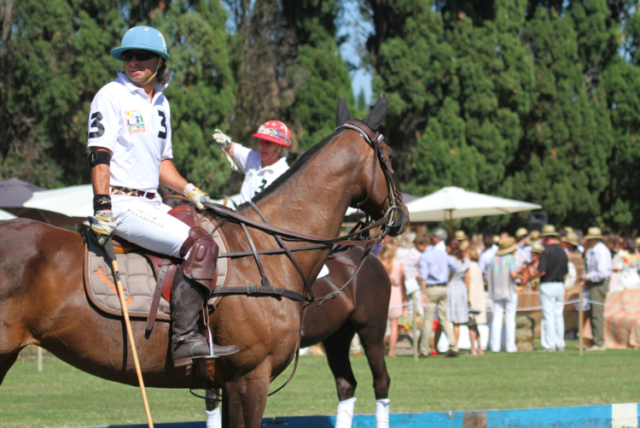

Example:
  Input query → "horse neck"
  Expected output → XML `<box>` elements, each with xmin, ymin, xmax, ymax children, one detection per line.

<box><xmin>247</xmin><ymin>133</ymin><xmax>366</xmax><ymax>241</ymax></box>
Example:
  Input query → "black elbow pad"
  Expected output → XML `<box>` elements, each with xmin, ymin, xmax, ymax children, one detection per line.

<box><xmin>88</xmin><ymin>151</ymin><xmax>111</xmax><ymax>168</ymax></box>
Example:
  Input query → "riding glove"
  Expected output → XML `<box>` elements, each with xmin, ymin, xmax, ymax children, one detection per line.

<box><xmin>184</xmin><ymin>183</ymin><xmax>210</xmax><ymax>210</ymax></box>
<box><xmin>212</xmin><ymin>129</ymin><xmax>232</xmax><ymax>149</ymax></box>
<box><xmin>89</xmin><ymin>210</ymin><xmax>117</xmax><ymax>246</ymax></box>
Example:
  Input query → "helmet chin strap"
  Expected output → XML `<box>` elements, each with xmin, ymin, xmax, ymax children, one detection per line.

<box><xmin>129</xmin><ymin>59</ymin><xmax>162</xmax><ymax>86</ymax></box>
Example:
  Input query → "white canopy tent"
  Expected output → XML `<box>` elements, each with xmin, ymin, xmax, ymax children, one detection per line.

<box><xmin>0</xmin><ymin>209</ymin><xmax>17</xmax><ymax>220</ymax></box>
<box><xmin>406</xmin><ymin>186</ymin><xmax>542</xmax><ymax>234</ymax></box>
<box><xmin>22</xmin><ymin>185</ymin><xmax>93</xmax><ymax>225</ymax></box>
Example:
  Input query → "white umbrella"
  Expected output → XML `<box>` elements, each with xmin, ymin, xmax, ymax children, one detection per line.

<box><xmin>0</xmin><ymin>209</ymin><xmax>17</xmax><ymax>220</ymax></box>
<box><xmin>406</xmin><ymin>186</ymin><xmax>542</xmax><ymax>234</ymax></box>
<box><xmin>23</xmin><ymin>185</ymin><xmax>94</xmax><ymax>225</ymax></box>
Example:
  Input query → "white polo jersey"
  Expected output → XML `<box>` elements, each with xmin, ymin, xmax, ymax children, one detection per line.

<box><xmin>87</xmin><ymin>72</ymin><xmax>172</xmax><ymax>193</ymax></box>
<box><xmin>233</xmin><ymin>143</ymin><xmax>289</xmax><ymax>203</ymax></box>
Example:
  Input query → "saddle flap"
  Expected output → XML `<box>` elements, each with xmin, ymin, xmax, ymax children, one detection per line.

<box><xmin>83</xmin><ymin>235</ymin><xmax>172</xmax><ymax>321</ymax></box>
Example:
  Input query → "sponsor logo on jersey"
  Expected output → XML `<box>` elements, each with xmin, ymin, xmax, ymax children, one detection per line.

<box><xmin>125</xmin><ymin>110</ymin><xmax>146</xmax><ymax>133</ymax></box>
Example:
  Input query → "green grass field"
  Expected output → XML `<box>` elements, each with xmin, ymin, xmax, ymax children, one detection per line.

<box><xmin>1</xmin><ymin>341</ymin><xmax>639</xmax><ymax>428</ymax></box>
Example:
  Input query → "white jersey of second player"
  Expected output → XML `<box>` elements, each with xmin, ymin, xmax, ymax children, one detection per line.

<box><xmin>233</xmin><ymin>143</ymin><xmax>289</xmax><ymax>204</ymax></box>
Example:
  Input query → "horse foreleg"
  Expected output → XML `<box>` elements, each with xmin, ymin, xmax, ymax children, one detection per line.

<box><xmin>0</xmin><ymin>351</ymin><xmax>21</xmax><ymax>386</ymax></box>
<box><xmin>358</xmin><ymin>323</ymin><xmax>391</xmax><ymax>428</ymax></box>
<box><xmin>205</xmin><ymin>387</ymin><xmax>221</xmax><ymax>428</ymax></box>
<box><xmin>221</xmin><ymin>370</ymin><xmax>269</xmax><ymax>428</ymax></box>
<box><xmin>323</xmin><ymin>322</ymin><xmax>358</xmax><ymax>428</ymax></box>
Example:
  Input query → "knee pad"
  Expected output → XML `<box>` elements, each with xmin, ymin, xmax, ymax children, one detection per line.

<box><xmin>180</xmin><ymin>226</ymin><xmax>218</xmax><ymax>291</ymax></box>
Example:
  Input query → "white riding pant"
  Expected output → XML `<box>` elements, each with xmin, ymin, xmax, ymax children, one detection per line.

<box><xmin>540</xmin><ymin>282</ymin><xmax>566</xmax><ymax>350</ymax></box>
<box><xmin>490</xmin><ymin>293</ymin><xmax>518</xmax><ymax>353</ymax></box>
<box><xmin>111</xmin><ymin>195</ymin><xmax>190</xmax><ymax>258</ymax></box>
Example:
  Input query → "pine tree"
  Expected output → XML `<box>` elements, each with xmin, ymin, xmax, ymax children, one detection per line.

<box><xmin>0</xmin><ymin>0</ymin><xmax>123</xmax><ymax>187</ymax></box>
<box><xmin>0</xmin><ymin>0</ymin><xmax>236</xmax><ymax>197</ymax></box>
<box><xmin>281</xmin><ymin>0</ymin><xmax>356</xmax><ymax>151</ymax></box>
<box><xmin>516</xmin><ymin>5</ymin><xmax>613</xmax><ymax>229</ymax></box>
<box><xmin>155</xmin><ymin>0</ymin><xmax>237</xmax><ymax>196</ymax></box>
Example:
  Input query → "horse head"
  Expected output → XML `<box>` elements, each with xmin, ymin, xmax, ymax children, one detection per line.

<box><xmin>335</xmin><ymin>94</ymin><xmax>409</xmax><ymax>236</ymax></box>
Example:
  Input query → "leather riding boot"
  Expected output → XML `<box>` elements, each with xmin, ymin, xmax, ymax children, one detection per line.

<box><xmin>171</xmin><ymin>271</ymin><xmax>238</xmax><ymax>368</ymax></box>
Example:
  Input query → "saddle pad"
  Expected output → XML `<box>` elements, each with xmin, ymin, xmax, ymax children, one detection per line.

<box><xmin>83</xmin><ymin>214</ymin><xmax>229</xmax><ymax>319</ymax></box>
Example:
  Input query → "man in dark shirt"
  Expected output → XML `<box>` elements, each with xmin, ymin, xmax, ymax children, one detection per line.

<box><xmin>536</xmin><ymin>225</ymin><xmax>569</xmax><ymax>351</ymax></box>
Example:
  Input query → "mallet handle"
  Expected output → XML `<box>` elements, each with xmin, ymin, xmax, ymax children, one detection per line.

<box><xmin>111</xmin><ymin>258</ymin><xmax>155</xmax><ymax>428</ymax></box>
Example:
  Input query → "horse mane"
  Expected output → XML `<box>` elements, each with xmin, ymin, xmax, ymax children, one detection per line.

<box><xmin>238</xmin><ymin>129</ymin><xmax>346</xmax><ymax>210</ymax></box>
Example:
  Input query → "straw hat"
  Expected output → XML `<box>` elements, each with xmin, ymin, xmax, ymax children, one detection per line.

<box><xmin>528</xmin><ymin>230</ymin><xmax>540</xmax><ymax>245</ymax></box>
<box><xmin>454</xmin><ymin>230</ymin><xmax>468</xmax><ymax>241</ymax></box>
<box><xmin>584</xmin><ymin>227</ymin><xmax>604</xmax><ymax>240</ymax></box>
<box><xmin>540</xmin><ymin>224</ymin><xmax>559</xmax><ymax>237</ymax></box>
<box><xmin>515</xmin><ymin>227</ymin><xmax>529</xmax><ymax>240</ymax></box>
<box><xmin>562</xmin><ymin>232</ymin><xmax>580</xmax><ymax>247</ymax></box>
<box><xmin>531</xmin><ymin>242</ymin><xmax>544</xmax><ymax>254</ymax></box>
<box><xmin>496</xmin><ymin>236</ymin><xmax>518</xmax><ymax>256</ymax></box>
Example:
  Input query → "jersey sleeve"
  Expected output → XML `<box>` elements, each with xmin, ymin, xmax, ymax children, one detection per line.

<box><xmin>233</xmin><ymin>143</ymin><xmax>261</xmax><ymax>174</ymax></box>
<box><xmin>87</xmin><ymin>90</ymin><xmax>120</xmax><ymax>152</ymax></box>
<box><xmin>161</xmin><ymin>100</ymin><xmax>173</xmax><ymax>160</ymax></box>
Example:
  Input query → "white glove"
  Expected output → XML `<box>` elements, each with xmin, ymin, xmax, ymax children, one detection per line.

<box><xmin>212</xmin><ymin>129</ymin><xmax>232</xmax><ymax>149</ymax></box>
<box><xmin>88</xmin><ymin>210</ymin><xmax>117</xmax><ymax>246</ymax></box>
<box><xmin>183</xmin><ymin>183</ymin><xmax>210</xmax><ymax>210</ymax></box>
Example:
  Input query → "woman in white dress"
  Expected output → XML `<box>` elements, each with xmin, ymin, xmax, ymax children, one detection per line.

<box><xmin>447</xmin><ymin>239</ymin><xmax>471</xmax><ymax>346</ymax></box>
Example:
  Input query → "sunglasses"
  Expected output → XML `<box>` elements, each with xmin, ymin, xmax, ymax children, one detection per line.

<box><xmin>121</xmin><ymin>50</ymin><xmax>158</xmax><ymax>61</ymax></box>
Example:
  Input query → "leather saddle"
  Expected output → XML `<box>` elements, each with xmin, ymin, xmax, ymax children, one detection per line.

<box><xmin>111</xmin><ymin>204</ymin><xmax>214</xmax><ymax>333</ymax></box>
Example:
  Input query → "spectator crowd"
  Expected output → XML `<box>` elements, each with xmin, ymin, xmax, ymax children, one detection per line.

<box><xmin>375</xmin><ymin>225</ymin><xmax>640</xmax><ymax>357</ymax></box>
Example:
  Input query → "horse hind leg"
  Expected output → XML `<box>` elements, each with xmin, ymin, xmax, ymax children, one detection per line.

<box><xmin>357</xmin><ymin>323</ymin><xmax>390</xmax><ymax>399</ymax></box>
<box><xmin>322</xmin><ymin>322</ymin><xmax>358</xmax><ymax>401</ymax></box>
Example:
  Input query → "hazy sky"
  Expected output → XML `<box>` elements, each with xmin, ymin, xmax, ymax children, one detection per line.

<box><xmin>337</xmin><ymin>0</ymin><xmax>374</xmax><ymax>103</ymax></box>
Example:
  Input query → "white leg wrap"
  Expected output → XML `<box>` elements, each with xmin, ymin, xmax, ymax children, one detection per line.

<box><xmin>206</xmin><ymin>408</ymin><xmax>221</xmax><ymax>428</ymax></box>
<box><xmin>375</xmin><ymin>398</ymin><xmax>390</xmax><ymax>428</ymax></box>
<box><xmin>335</xmin><ymin>397</ymin><xmax>357</xmax><ymax>428</ymax></box>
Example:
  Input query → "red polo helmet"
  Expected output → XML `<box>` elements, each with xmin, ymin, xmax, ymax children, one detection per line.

<box><xmin>252</xmin><ymin>120</ymin><xmax>291</xmax><ymax>147</ymax></box>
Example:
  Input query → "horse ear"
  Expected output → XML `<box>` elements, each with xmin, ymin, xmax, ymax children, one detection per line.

<box><xmin>336</xmin><ymin>97</ymin><xmax>350</xmax><ymax>126</ymax></box>
<box><xmin>362</xmin><ymin>93</ymin><xmax>387</xmax><ymax>132</ymax></box>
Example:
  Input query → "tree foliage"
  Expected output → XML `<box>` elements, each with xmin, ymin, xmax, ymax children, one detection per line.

<box><xmin>3</xmin><ymin>0</ymin><xmax>640</xmax><ymax>234</ymax></box>
<box><xmin>363</xmin><ymin>0</ymin><xmax>640</xmax><ymax>233</ymax></box>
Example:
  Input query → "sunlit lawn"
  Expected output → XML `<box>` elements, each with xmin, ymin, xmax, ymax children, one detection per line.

<box><xmin>1</xmin><ymin>341</ymin><xmax>639</xmax><ymax>427</ymax></box>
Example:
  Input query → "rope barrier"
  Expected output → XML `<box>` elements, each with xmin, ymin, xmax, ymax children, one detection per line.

<box><xmin>389</xmin><ymin>297</ymin><xmax>640</xmax><ymax>311</ymax></box>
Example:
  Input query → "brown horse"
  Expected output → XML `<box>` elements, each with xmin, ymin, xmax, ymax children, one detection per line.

<box><xmin>204</xmin><ymin>246</ymin><xmax>392</xmax><ymax>426</ymax></box>
<box><xmin>0</xmin><ymin>95</ymin><xmax>407</xmax><ymax>427</ymax></box>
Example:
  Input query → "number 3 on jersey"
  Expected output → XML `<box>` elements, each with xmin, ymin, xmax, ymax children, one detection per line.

<box><xmin>89</xmin><ymin>112</ymin><xmax>105</xmax><ymax>138</ymax></box>
<box><xmin>158</xmin><ymin>111</ymin><xmax>167</xmax><ymax>139</ymax></box>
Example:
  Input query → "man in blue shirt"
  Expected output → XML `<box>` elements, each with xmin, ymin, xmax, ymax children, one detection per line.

<box><xmin>419</xmin><ymin>238</ymin><xmax>459</xmax><ymax>358</ymax></box>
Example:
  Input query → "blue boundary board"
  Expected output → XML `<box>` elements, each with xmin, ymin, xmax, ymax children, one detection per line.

<box><xmin>68</xmin><ymin>403</ymin><xmax>640</xmax><ymax>428</ymax></box>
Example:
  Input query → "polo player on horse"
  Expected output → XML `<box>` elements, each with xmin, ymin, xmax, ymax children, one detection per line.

<box><xmin>87</xmin><ymin>26</ymin><xmax>238</xmax><ymax>367</ymax></box>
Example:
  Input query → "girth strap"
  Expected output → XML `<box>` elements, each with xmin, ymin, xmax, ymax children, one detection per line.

<box><xmin>239</xmin><ymin>221</ymin><xmax>270</xmax><ymax>288</ymax></box>
<box><xmin>210</xmin><ymin>285</ymin><xmax>309</xmax><ymax>304</ymax></box>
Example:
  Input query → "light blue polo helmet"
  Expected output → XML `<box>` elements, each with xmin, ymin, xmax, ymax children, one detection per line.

<box><xmin>111</xmin><ymin>26</ymin><xmax>169</xmax><ymax>61</ymax></box>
